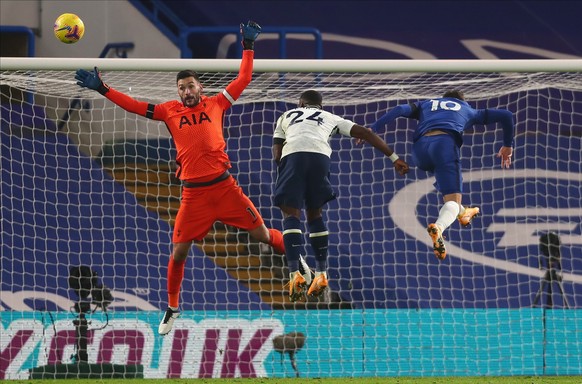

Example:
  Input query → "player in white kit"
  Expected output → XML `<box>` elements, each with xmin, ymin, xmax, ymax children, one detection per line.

<box><xmin>272</xmin><ymin>90</ymin><xmax>409</xmax><ymax>301</ymax></box>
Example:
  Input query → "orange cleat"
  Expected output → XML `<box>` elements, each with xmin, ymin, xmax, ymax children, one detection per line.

<box><xmin>307</xmin><ymin>273</ymin><xmax>329</xmax><ymax>297</ymax></box>
<box><xmin>458</xmin><ymin>207</ymin><xmax>480</xmax><ymax>227</ymax></box>
<box><xmin>427</xmin><ymin>223</ymin><xmax>446</xmax><ymax>261</ymax></box>
<box><xmin>289</xmin><ymin>271</ymin><xmax>307</xmax><ymax>302</ymax></box>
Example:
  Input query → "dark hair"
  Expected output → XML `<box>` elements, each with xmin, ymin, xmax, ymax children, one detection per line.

<box><xmin>177</xmin><ymin>70</ymin><xmax>201</xmax><ymax>83</ymax></box>
<box><xmin>442</xmin><ymin>90</ymin><xmax>465</xmax><ymax>100</ymax></box>
<box><xmin>299</xmin><ymin>90</ymin><xmax>323</xmax><ymax>108</ymax></box>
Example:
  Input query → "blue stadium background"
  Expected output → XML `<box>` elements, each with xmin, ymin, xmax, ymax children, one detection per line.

<box><xmin>132</xmin><ymin>0</ymin><xmax>582</xmax><ymax>59</ymax></box>
<box><xmin>1</xmin><ymin>0</ymin><xmax>581</xmax><ymax>312</ymax></box>
<box><xmin>2</xmin><ymin>100</ymin><xmax>581</xmax><ymax>311</ymax></box>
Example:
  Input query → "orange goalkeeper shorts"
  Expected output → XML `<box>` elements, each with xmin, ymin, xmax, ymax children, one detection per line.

<box><xmin>172</xmin><ymin>175</ymin><xmax>264</xmax><ymax>243</ymax></box>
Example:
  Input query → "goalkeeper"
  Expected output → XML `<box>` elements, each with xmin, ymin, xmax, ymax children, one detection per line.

<box><xmin>75</xmin><ymin>21</ymin><xmax>286</xmax><ymax>335</ymax></box>
<box><xmin>273</xmin><ymin>90</ymin><xmax>409</xmax><ymax>302</ymax></box>
<box><xmin>372</xmin><ymin>90</ymin><xmax>514</xmax><ymax>261</ymax></box>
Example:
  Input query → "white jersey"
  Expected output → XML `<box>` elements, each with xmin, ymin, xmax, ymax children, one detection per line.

<box><xmin>273</xmin><ymin>107</ymin><xmax>355</xmax><ymax>159</ymax></box>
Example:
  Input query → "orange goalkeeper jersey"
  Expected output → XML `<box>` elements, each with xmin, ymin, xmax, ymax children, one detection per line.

<box><xmin>104</xmin><ymin>50</ymin><xmax>254</xmax><ymax>182</ymax></box>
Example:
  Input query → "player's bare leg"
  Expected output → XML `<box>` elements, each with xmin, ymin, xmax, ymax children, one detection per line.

<box><xmin>248</xmin><ymin>224</ymin><xmax>285</xmax><ymax>254</ymax></box>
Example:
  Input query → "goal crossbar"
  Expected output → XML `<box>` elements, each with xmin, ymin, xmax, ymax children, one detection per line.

<box><xmin>2</xmin><ymin>57</ymin><xmax>582</xmax><ymax>72</ymax></box>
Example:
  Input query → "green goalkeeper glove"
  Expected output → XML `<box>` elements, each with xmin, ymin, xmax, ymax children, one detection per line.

<box><xmin>240</xmin><ymin>20</ymin><xmax>261</xmax><ymax>50</ymax></box>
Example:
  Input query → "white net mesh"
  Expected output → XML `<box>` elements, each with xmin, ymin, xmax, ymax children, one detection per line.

<box><xmin>1</xmin><ymin>62</ymin><xmax>581</xmax><ymax>378</ymax></box>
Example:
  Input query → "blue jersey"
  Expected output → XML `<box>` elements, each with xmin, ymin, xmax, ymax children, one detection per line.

<box><xmin>372</xmin><ymin>97</ymin><xmax>514</xmax><ymax>147</ymax></box>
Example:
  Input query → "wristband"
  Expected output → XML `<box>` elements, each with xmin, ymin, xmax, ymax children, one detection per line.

<box><xmin>242</xmin><ymin>40</ymin><xmax>254</xmax><ymax>50</ymax></box>
<box><xmin>97</xmin><ymin>82</ymin><xmax>110</xmax><ymax>95</ymax></box>
<box><xmin>389</xmin><ymin>153</ymin><xmax>399</xmax><ymax>163</ymax></box>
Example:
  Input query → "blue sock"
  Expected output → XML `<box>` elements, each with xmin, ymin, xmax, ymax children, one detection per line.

<box><xmin>283</xmin><ymin>216</ymin><xmax>303</xmax><ymax>272</ymax></box>
<box><xmin>308</xmin><ymin>217</ymin><xmax>328</xmax><ymax>272</ymax></box>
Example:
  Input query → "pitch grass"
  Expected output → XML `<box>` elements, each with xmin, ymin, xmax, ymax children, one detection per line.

<box><xmin>10</xmin><ymin>378</ymin><xmax>582</xmax><ymax>384</ymax></box>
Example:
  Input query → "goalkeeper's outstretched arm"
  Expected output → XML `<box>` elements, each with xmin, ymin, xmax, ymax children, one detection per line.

<box><xmin>222</xmin><ymin>21</ymin><xmax>263</xmax><ymax>105</ymax></box>
<box><xmin>75</xmin><ymin>66</ymin><xmax>153</xmax><ymax>117</ymax></box>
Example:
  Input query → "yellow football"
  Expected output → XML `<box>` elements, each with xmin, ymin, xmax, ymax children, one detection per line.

<box><xmin>53</xmin><ymin>13</ymin><xmax>85</xmax><ymax>44</ymax></box>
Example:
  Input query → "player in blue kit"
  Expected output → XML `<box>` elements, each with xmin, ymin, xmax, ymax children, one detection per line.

<box><xmin>273</xmin><ymin>90</ymin><xmax>409</xmax><ymax>301</ymax></box>
<box><xmin>372</xmin><ymin>90</ymin><xmax>514</xmax><ymax>261</ymax></box>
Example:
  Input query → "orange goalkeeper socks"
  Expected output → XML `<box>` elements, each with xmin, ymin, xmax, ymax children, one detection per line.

<box><xmin>268</xmin><ymin>228</ymin><xmax>285</xmax><ymax>254</ymax></box>
<box><xmin>167</xmin><ymin>256</ymin><xmax>186</xmax><ymax>308</ymax></box>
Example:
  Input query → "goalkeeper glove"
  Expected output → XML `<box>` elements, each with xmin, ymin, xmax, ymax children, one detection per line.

<box><xmin>240</xmin><ymin>20</ymin><xmax>261</xmax><ymax>50</ymax></box>
<box><xmin>75</xmin><ymin>67</ymin><xmax>109</xmax><ymax>95</ymax></box>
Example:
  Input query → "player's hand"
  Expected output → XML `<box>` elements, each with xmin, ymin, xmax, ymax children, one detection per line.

<box><xmin>393</xmin><ymin>159</ymin><xmax>409</xmax><ymax>176</ymax></box>
<box><xmin>497</xmin><ymin>146</ymin><xmax>513</xmax><ymax>168</ymax></box>
<box><xmin>240</xmin><ymin>20</ymin><xmax>261</xmax><ymax>50</ymax></box>
<box><xmin>75</xmin><ymin>66</ymin><xmax>109</xmax><ymax>94</ymax></box>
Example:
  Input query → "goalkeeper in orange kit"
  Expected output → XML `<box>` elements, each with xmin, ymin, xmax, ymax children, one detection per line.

<box><xmin>75</xmin><ymin>21</ymin><xmax>285</xmax><ymax>335</ymax></box>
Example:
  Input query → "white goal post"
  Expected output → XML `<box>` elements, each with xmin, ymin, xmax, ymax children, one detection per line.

<box><xmin>2</xmin><ymin>57</ymin><xmax>582</xmax><ymax>72</ymax></box>
<box><xmin>1</xmin><ymin>57</ymin><xmax>581</xmax><ymax>379</ymax></box>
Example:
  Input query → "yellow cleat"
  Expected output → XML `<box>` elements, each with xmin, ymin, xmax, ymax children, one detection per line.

<box><xmin>427</xmin><ymin>223</ymin><xmax>446</xmax><ymax>261</ymax></box>
<box><xmin>458</xmin><ymin>206</ymin><xmax>480</xmax><ymax>227</ymax></box>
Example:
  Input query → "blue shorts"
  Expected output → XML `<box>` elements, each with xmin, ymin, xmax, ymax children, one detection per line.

<box><xmin>274</xmin><ymin>152</ymin><xmax>335</xmax><ymax>210</ymax></box>
<box><xmin>412</xmin><ymin>134</ymin><xmax>462</xmax><ymax>195</ymax></box>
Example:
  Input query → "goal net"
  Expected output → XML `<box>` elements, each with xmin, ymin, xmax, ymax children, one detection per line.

<box><xmin>1</xmin><ymin>58</ymin><xmax>581</xmax><ymax>379</ymax></box>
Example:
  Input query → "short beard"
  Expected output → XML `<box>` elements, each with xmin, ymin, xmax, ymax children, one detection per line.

<box><xmin>182</xmin><ymin>96</ymin><xmax>200</xmax><ymax>107</ymax></box>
